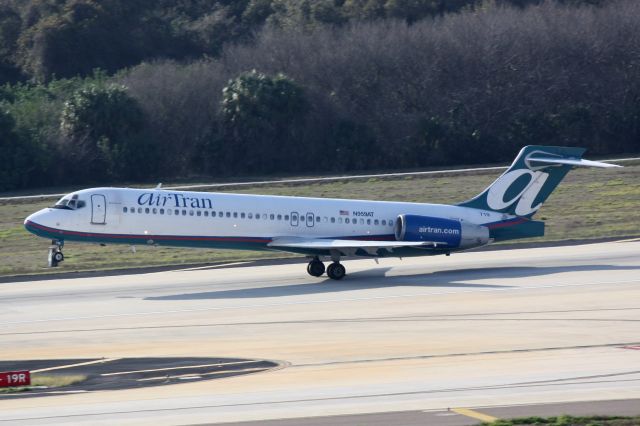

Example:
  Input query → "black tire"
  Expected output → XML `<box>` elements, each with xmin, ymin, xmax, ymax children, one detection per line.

<box><xmin>327</xmin><ymin>262</ymin><xmax>346</xmax><ymax>280</ymax></box>
<box><xmin>53</xmin><ymin>251</ymin><xmax>64</xmax><ymax>262</ymax></box>
<box><xmin>307</xmin><ymin>260</ymin><xmax>325</xmax><ymax>277</ymax></box>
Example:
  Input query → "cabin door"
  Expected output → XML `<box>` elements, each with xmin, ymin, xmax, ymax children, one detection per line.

<box><xmin>91</xmin><ymin>194</ymin><xmax>107</xmax><ymax>224</ymax></box>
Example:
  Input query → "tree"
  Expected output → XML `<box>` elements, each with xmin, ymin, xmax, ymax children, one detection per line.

<box><xmin>0</xmin><ymin>108</ymin><xmax>47</xmax><ymax>190</ymax></box>
<box><xmin>60</xmin><ymin>83</ymin><xmax>150</xmax><ymax>180</ymax></box>
<box><xmin>220</xmin><ymin>70</ymin><xmax>309</xmax><ymax>174</ymax></box>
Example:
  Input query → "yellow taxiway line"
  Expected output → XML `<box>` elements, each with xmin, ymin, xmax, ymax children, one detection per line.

<box><xmin>451</xmin><ymin>407</ymin><xmax>498</xmax><ymax>423</ymax></box>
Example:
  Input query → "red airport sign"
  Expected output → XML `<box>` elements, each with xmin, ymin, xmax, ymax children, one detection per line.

<box><xmin>0</xmin><ymin>371</ymin><xmax>31</xmax><ymax>388</ymax></box>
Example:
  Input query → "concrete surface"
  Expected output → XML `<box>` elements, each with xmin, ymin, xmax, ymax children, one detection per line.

<box><xmin>1</xmin><ymin>240</ymin><xmax>639</xmax><ymax>424</ymax></box>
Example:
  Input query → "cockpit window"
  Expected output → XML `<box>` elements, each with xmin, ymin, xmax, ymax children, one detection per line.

<box><xmin>52</xmin><ymin>194</ymin><xmax>85</xmax><ymax>210</ymax></box>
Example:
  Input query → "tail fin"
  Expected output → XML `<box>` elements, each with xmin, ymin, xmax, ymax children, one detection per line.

<box><xmin>458</xmin><ymin>145</ymin><xmax>619</xmax><ymax>218</ymax></box>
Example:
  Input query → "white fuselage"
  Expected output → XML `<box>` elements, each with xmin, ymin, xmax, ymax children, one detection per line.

<box><xmin>31</xmin><ymin>188</ymin><xmax>502</xmax><ymax>234</ymax></box>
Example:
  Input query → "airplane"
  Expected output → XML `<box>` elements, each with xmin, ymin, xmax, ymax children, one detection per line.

<box><xmin>24</xmin><ymin>145</ymin><xmax>619</xmax><ymax>279</ymax></box>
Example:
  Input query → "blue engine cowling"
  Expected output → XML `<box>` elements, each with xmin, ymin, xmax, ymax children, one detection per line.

<box><xmin>395</xmin><ymin>214</ymin><xmax>489</xmax><ymax>249</ymax></box>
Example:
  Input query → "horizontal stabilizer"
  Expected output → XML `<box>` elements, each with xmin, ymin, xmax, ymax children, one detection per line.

<box><xmin>528</xmin><ymin>157</ymin><xmax>622</xmax><ymax>168</ymax></box>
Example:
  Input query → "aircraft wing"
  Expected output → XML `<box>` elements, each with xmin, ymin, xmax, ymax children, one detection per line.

<box><xmin>267</xmin><ymin>237</ymin><xmax>442</xmax><ymax>256</ymax></box>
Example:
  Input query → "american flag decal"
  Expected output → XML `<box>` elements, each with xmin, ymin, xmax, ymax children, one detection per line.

<box><xmin>340</xmin><ymin>210</ymin><xmax>349</xmax><ymax>216</ymax></box>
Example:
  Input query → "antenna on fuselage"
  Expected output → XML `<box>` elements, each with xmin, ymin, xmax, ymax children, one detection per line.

<box><xmin>155</xmin><ymin>183</ymin><xmax>162</xmax><ymax>189</ymax></box>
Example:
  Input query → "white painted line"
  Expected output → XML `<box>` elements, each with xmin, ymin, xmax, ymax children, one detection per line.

<box><xmin>136</xmin><ymin>367</ymin><xmax>268</xmax><ymax>382</ymax></box>
<box><xmin>32</xmin><ymin>358</ymin><xmax>121</xmax><ymax>373</ymax></box>
<box><xmin>170</xmin><ymin>262</ymin><xmax>248</xmax><ymax>272</ymax></box>
<box><xmin>100</xmin><ymin>360</ymin><xmax>257</xmax><ymax>377</ymax></box>
<box><xmin>2</xmin><ymin>157</ymin><xmax>636</xmax><ymax>201</ymax></box>
<box><xmin>3</xmin><ymin>278</ymin><xmax>640</xmax><ymax>327</ymax></box>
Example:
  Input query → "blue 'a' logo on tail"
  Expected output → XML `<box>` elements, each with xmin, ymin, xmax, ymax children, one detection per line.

<box><xmin>458</xmin><ymin>146</ymin><xmax>587</xmax><ymax>218</ymax></box>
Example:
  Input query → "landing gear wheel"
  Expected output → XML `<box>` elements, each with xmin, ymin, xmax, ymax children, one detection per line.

<box><xmin>307</xmin><ymin>259</ymin><xmax>325</xmax><ymax>277</ymax></box>
<box><xmin>48</xmin><ymin>240</ymin><xmax>64</xmax><ymax>268</ymax></box>
<box><xmin>48</xmin><ymin>248</ymin><xmax>58</xmax><ymax>267</ymax></box>
<box><xmin>326</xmin><ymin>262</ymin><xmax>346</xmax><ymax>280</ymax></box>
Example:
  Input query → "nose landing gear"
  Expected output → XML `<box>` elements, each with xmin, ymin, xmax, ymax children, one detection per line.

<box><xmin>48</xmin><ymin>240</ymin><xmax>64</xmax><ymax>267</ymax></box>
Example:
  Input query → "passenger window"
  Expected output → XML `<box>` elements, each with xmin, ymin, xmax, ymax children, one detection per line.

<box><xmin>338</xmin><ymin>217</ymin><xmax>343</xmax><ymax>224</ymax></box>
<box><xmin>285</xmin><ymin>215</ymin><xmax>289</xmax><ymax>221</ymax></box>
<box><xmin>331</xmin><ymin>217</ymin><xmax>335</xmax><ymax>223</ymax></box>
<box><xmin>145</xmin><ymin>208</ymin><xmax>150</xmax><ymax>214</ymax></box>
<box><xmin>241</xmin><ymin>212</ymin><xmax>245</xmax><ymax>219</ymax></box>
<box><xmin>367</xmin><ymin>219</ymin><xmax>371</xmax><ymax>225</ymax></box>
<box><xmin>226</xmin><ymin>212</ymin><xmax>231</xmax><ymax>218</ymax></box>
<box><xmin>219</xmin><ymin>211</ymin><xmax>223</xmax><ymax>217</ymax></box>
<box><xmin>374</xmin><ymin>219</ymin><xmax>379</xmax><ymax>225</ymax></box>
<box><xmin>256</xmin><ymin>214</ymin><xmax>260</xmax><ymax>220</ymax></box>
<box><xmin>130</xmin><ymin>208</ymin><xmax>135</xmax><ymax>214</ymax></box>
<box><xmin>189</xmin><ymin>210</ymin><xmax>194</xmax><ymax>216</ymax></box>
<box><xmin>381</xmin><ymin>220</ymin><xmax>386</xmax><ymax>226</ymax></box>
<box><xmin>316</xmin><ymin>216</ymin><xmax>321</xmax><ymax>223</ymax></box>
<box><xmin>233</xmin><ymin>212</ymin><xmax>238</xmax><ymax>218</ymax></box>
<box><xmin>123</xmin><ymin>207</ymin><xmax>128</xmax><ymax>213</ymax></box>
<box><xmin>345</xmin><ymin>218</ymin><xmax>350</xmax><ymax>224</ymax></box>
<box><xmin>175</xmin><ymin>209</ymin><xmax>179</xmax><ymax>215</ymax></box>
<box><xmin>138</xmin><ymin>207</ymin><xmax>143</xmax><ymax>213</ymax></box>
<box><xmin>389</xmin><ymin>219</ymin><xmax>394</xmax><ymax>226</ymax></box>
<box><xmin>212</xmin><ymin>211</ymin><xmax>216</xmax><ymax>217</ymax></box>
<box><xmin>248</xmin><ymin>213</ymin><xmax>253</xmax><ymax>219</ymax></box>
<box><xmin>196</xmin><ymin>211</ymin><xmax>201</xmax><ymax>217</ymax></box>
<box><xmin>182</xmin><ymin>210</ymin><xmax>187</xmax><ymax>216</ymax></box>
<box><xmin>277</xmin><ymin>214</ymin><xmax>282</xmax><ymax>220</ymax></box>
<box><xmin>270</xmin><ymin>214</ymin><xmax>275</xmax><ymax>220</ymax></box>
<box><xmin>160</xmin><ymin>209</ymin><xmax>164</xmax><ymax>215</ymax></box>
<box><xmin>204</xmin><ymin>211</ymin><xmax>208</xmax><ymax>217</ymax></box>
<box><xmin>360</xmin><ymin>219</ymin><xmax>364</xmax><ymax>224</ymax></box>
<box><xmin>167</xmin><ymin>209</ymin><xmax>172</xmax><ymax>215</ymax></box>
<box><xmin>153</xmin><ymin>208</ymin><xmax>157</xmax><ymax>214</ymax></box>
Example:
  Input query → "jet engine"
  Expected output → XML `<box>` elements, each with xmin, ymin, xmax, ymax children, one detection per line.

<box><xmin>395</xmin><ymin>214</ymin><xmax>490</xmax><ymax>249</ymax></box>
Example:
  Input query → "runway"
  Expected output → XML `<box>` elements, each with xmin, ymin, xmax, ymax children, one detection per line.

<box><xmin>1</xmin><ymin>240</ymin><xmax>640</xmax><ymax>425</ymax></box>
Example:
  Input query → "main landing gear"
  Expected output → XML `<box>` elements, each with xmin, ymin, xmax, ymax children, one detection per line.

<box><xmin>48</xmin><ymin>240</ymin><xmax>64</xmax><ymax>267</ymax></box>
<box><xmin>306</xmin><ymin>256</ymin><xmax>346</xmax><ymax>280</ymax></box>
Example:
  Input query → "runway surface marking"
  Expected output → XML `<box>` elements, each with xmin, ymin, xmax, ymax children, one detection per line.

<box><xmin>3</xmin><ymin>277</ymin><xmax>639</xmax><ymax>327</ymax></box>
<box><xmin>32</xmin><ymin>358</ymin><xmax>121</xmax><ymax>373</ymax></box>
<box><xmin>136</xmin><ymin>367</ymin><xmax>271</xmax><ymax>382</ymax></box>
<box><xmin>101</xmin><ymin>360</ymin><xmax>258</xmax><ymax>376</ymax></box>
<box><xmin>451</xmin><ymin>407</ymin><xmax>498</xmax><ymax>422</ymax></box>
<box><xmin>3</xmin><ymin>306</ymin><xmax>639</xmax><ymax>336</ymax></box>
<box><xmin>614</xmin><ymin>237</ymin><xmax>640</xmax><ymax>243</ymax></box>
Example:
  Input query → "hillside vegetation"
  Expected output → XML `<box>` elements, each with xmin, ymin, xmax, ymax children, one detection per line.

<box><xmin>0</xmin><ymin>0</ymin><xmax>638</xmax><ymax>191</ymax></box>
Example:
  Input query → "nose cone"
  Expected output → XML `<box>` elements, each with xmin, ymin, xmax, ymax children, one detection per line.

<box><xmin>24</xmin><ymin>209</ymin><xmax>54</xmax><ymax>238</ymax></box>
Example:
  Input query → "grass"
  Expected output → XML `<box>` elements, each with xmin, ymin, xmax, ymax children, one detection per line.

<box><xmin>1</xmin><ymin>163</ymin><xmax>639</xmax><ymax>277</ymax></box>
<box><xmin>483</xmin><ymin>415</ymin><xmax>640</xmax><ymax>425</ymax></box>
<box><xmin>0</xmin><ymin>374</ymin><xmax>87</xmax><ymax>393</ymax></box>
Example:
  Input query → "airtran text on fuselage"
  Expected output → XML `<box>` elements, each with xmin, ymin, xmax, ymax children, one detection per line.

<box><xmin>137</xmin><ymin>192</ymin><xmax>213</xmax><ymax>209</ymax></box>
